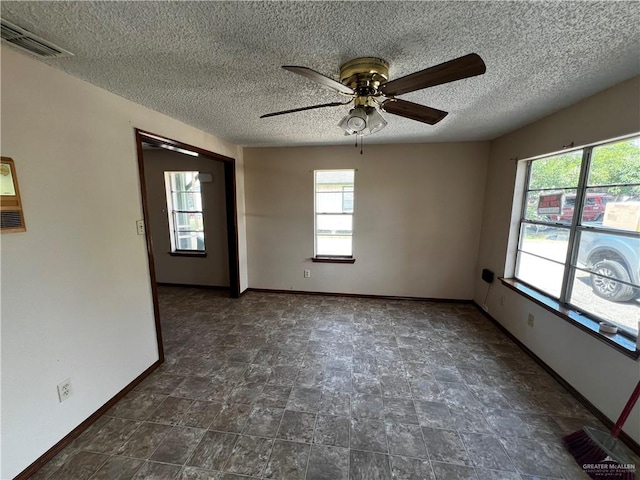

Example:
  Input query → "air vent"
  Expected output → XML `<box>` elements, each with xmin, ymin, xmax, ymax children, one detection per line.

<box><xmin>1</xmin><ymin>19</ymin><xmax>73</xmax><ymax>58</ymax></box>
<box><xmin>1</xmin><ymin>210</ymin><xmax>24</xmax><ymax>230</ymax></box>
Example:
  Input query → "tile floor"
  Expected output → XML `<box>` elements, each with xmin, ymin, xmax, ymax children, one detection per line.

<box><xmin>30</xmin><ymin>287</ymin><xmax>639</xmax><ymax>480</ymax></box>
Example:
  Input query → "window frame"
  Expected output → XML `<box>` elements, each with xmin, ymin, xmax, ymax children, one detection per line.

<box><xmin>164</xmin><ymin>171</ymin><xmax>207</xmax><ymax>255</ymax></box>
<box><xmin>313</xmin><ymin>169</ymin><xmax>356</xmax><ymax>262</ymax></box>
<box><xmin>513</xmin><ymin>134</ymin><xmax>640</xmax><ymax>344</ymax></box>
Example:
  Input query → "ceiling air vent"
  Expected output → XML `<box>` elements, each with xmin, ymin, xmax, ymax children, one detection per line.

<box><xmin>1</xmin><ymin>19</ymin><xmax>73</xmax><ymax>58</ymax></box>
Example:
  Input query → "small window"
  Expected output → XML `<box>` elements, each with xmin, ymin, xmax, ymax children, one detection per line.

<box><xmin>164</xmin><ymin>171</ymin><xmax>205</xmax><ymax>252</ymax></box>
<box><xmin>314</xmin><ymin>169</ymin><xmax>355</xmax><ymax>258</ymax></box>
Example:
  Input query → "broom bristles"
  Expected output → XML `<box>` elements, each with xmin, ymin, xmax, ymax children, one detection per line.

<box><xmin>563</xmin><ymin>429</ymin><xmax>608</xmax><ymax>464</ymax></box>
<box><xmin>563</xmin><ymin>428</ymin><xmax>636</xmax><ymax>480</ymax></box>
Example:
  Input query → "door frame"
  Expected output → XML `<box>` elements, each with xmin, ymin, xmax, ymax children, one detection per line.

<box><xmin>134</xmin><ymin>128</ymin><xmax>241</xmax><ymax>360</ymax></box>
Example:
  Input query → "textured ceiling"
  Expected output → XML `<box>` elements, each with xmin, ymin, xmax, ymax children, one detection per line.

<box><xmin>1</xmin><ymin>1</ymin><xmax>639</xmax><ymax>147</ymax></box>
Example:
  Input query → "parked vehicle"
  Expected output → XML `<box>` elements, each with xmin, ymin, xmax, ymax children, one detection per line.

<box><xmin>549</xmin><ymin>193</ymin><xmax>612</xmax><ymax>223</ymax></box>
<box><xmin>578</xmin><ymin>231</ymin><xmax>640</xmax><ymax>302</ymax></box>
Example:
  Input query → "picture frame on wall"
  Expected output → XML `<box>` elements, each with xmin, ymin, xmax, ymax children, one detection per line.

<box><xmin>1</xmin><ymin>157</ymin><xmax>26</xmax><ymax>233</ymax></box>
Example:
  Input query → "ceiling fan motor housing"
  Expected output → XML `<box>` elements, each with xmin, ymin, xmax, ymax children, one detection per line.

<box><xmin>339</xmin><ymin>57</ymin><xmax>389</xmax><ymax>96</ymax></box>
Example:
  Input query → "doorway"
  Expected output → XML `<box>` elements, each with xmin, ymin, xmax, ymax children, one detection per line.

<box><xmin>134</xmin><ymin>129</ymin><xmax>241</xmax><ymax>361</ymax></box>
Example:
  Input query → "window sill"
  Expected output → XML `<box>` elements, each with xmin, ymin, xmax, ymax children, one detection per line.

<box><xmin>312</xmin><ymin>256</ymin><xmax>356</xmax><ymax>264</ymax></box>
<box><xmin>169</xmin><ymin>251</ymin><xmax>207</xmax><ymax>258</ymax></box>
<box><xmin>500</xmin><ymin>278</ymin><xmax>639</xmax><ymax>360</ymax></box>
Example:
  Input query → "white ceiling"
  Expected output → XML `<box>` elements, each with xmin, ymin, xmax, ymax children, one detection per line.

<box><xmin>2</xmin><ymin>1</ymin><xmax>639</xmax><ymax>147</ymax></box>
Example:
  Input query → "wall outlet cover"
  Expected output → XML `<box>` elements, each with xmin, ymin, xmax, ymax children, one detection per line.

<box><xmin>57</xmin><ymin>378</ymin><xmax>72</xmax><ymax>402</ymax></box>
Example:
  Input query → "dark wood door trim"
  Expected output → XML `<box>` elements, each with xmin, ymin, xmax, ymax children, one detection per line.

<box><xmin>134</xmin><ymin>129</ymin><xmax>242</xmax><ymax>357</ymax></box>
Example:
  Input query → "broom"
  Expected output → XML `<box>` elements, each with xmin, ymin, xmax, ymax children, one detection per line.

<box><xmin>563</xmin><ymin>380</ymin><xmax>640</xmax><ymax>480</ymax></box>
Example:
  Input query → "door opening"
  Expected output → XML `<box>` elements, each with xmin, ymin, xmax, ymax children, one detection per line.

<box><xmin>134</xmin><ymin>129</ymin><xmax>241</xmax><ymax>361</ymax></box>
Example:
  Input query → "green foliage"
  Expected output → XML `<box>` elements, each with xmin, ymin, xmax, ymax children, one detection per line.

<box><xmin>588</xmin><ymin>139</ymin><xmax>640</xmax><ymax>196</ymax></box>
<box><xmin>529</xmin><ymin>151</ymin><xmax>582</xmax><ymax>190</ymax></box>
<box><xmin>528</xmin><ymin>138</ymin><xmax>640</xmax><ymax>197</ymax></box>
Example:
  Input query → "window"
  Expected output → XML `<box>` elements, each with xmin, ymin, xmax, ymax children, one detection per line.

<box><xmin>164</xmin><ymin>171</ymin><xmax>205</xmax><ymax>252</ymax></box>
<box><xmin>515</xmin><ymin>135</ymin><xmax>640</xmax><ymax>338</ymax></box>
<box><xmin>314</xmin><ymin>169</ymin><xmax>355</xmax><ymax>259</ymax></box>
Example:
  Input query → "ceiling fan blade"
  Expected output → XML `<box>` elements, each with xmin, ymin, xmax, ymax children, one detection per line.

<box><xmin>380</xmin><ymin>53</ymin><xmax>486</xmax><ymax>96</ymax></box>
<box><xmin>283</xmin><ymin>66</ymin><xmax>355</xmax><ymax>95</ymax></box>
<box><xmin>381</xmin><ymin>98</ymin><xmax>448</xmax><ymax>125</ymax></box>
<box><xmin>260</xmin><ymin>101</ymin><xmax>351</xmax><ymax>119</ymax></box>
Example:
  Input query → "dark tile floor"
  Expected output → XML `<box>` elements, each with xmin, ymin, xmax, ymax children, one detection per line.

<box><xmin>31</xmin><ymin>287</ymin><xmax>639</xmax><ymax>480</ymax></box>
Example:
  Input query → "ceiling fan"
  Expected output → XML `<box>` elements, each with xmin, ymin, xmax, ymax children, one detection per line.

<box><xmin>260</xmin><ymin>53</ymin><xmax>486</xmax><ymax>137</ymax></box>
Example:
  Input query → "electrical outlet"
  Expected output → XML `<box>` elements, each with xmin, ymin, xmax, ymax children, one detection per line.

<box><xmin>57</xmin><ymin>378</ymin><xmax>72</xmax><ymax>402</ymax></box>
<box><xmin>136</xmin><ymin>220</ymin><xmax>145</xmax><ymax>235</ymax></box>
<box><xmin>527</xmin><ymin>313</ymin><xmax>535</xmax><ymax>327</ymax></box>
<box><xmin>304</xmin><ymin>269</ymin><xmax>310</xmax><ymax>278</ymax></box>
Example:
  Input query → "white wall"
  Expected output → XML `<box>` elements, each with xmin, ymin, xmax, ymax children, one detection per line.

<box><xmin>244</xmin><ymin>142</ymin><xmax>490</xmax><ymax>299</ymax></box>
<box><xmin>0</xmin><ymin>46</ymin><xmax>246</xmax><ymax>478</ymax></box>
<box><xmin>474</xmin><ymin>76</ymin><xmax>640</xmax><ymax>443</ymax></box>
<box><xmin>143</xmin><ymin>150</ymin><xmax>229</xmax><ymax>287</ymax></box>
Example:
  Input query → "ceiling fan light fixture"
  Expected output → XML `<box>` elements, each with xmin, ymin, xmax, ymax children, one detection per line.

<box><xmin>347</xmin><ymin>107</ymin><xmax>368</xmax><ymax>132</ymax></box>
<box><xmin>338</xmin><ymin>107</ymin><xmax>365</xmax><ymax>134</ymax></box>
<box><xmin>338</xmin><ymin>113</ymin><xmax>355</xmax><ymax>135</ymax></box>
<box><xmin>366</xmin><ymin>107</ymin><xmax>387</xmax><ymax>135</ymax></box>
<box><xmin>339</xmin><ymin>105</ymin><xmax>387</xmax><ymax>136</ymax></box>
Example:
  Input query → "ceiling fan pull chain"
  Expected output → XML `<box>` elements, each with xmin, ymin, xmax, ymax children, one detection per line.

<box><xmin>360</xmin><ymin>135</ymin><xmax>363</xmax><ymax>155</ymax></box>
<box><xmin>355</xmin><ymin>136</ymin><xmax>358</xmax><ymax>148</ymax></box>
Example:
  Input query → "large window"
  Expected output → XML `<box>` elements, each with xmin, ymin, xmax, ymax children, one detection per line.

<box><xmin>314</xmin><ymin>169</ymin><xmax>355</xmax><ymax>258</ymax></box>
<box><xmin>164</xmin><ymin>171</ymin><xmax>205</xmax><ymax>252</ymax></box>
<box><xmin>515</xmin><ymin>135</ymin><xmax>640</xmax><ymax>338</ymax></box>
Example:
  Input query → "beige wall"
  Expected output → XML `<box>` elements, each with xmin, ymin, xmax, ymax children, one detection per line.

<box><xmin>244</xmin><ymin>142</ymin><xmax>490</xmax><ymax>299</ymax></box>
<box><xmin>474</xmin><ymin>76</ymin><xmax>640</xmax><ymax>443</ymax></box>
<box><xmin>143</xmin><ymin>150</ymin><xmax>229</xmax><ymax>287</ymax></box>
<box><xmin>0</xmin><ymin>46</ymin><xmax>246</xmax><ymax>478</ymax></box>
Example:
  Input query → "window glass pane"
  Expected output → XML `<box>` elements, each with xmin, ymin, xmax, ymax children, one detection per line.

<box><xmin>317</xmin><ymin>235</ymin><xmax>352</xmax><ymax>256</ymax></box>
<box><xmin>569</xmin><ymin>268</ymin><xmax>639</xmax><ymax>336</ymax></box>
<box><xmin>519</xmin><ymin>224</ymin><xmax>570</xmax><ymax>263</ymax></box>
<box><xmin>316</xmin><ymin>214</ymin><xmax>352</xmax><ymax>256</ymax></box>
<box><xmin>316</xmin><ymin>214</ymin><xmax>352</xmax><ymax>235</ymax></box>
<box><xmin>588</xmin><ymin>137</ymin><xmax>640</xmax><ymax>187</ymax></box>
<box><xmin>515</xmin><ymin>252</ymin><xmax>564</xmax><ymax>298</ymax></box>
<box><xmin>599</xmin><ymin>197</ymin><xmax>640</xmax><ymax>232</ymax></box>
<box><xmin>571</xmin><ymin>229</ymin><xmax>640</xmax><ymax>333</ymax></box>
<box><xmin>317</xmin><ymin>192</ymin><xmax>348</xmax><ymax>213</ymax></box>
<box><xmin>176</xmin><ymin>232</ymin><xmax>205</xmax><ymax>251</ymax></box>
<box><xmin>172</xmin><ymin>192</ymin><xmax>203</xmax><ymax>212</ymax></box>
<box><xmin>316</xmin><ymin>170</ymin><xmax>355</xmax><ymax>187</ymax></box>
<box><xmin>342</xmin><ymin>188</ymin><xmax>354</xmax><ymax>212</ymax></box>
<box><xmin>577</xmin><ymin>190</ymin><xmax>611</xmax><ymax>225</ymax></box>
<box><xmin>574</xmin><ymin>230</ymin><xmax>640</xmax><ymax>290</ymax></box>
<box><xmin>174</xmin><ymin>212</ymin><xmax>204</xmax><ymax>232</ymax></box>
<box><xmin>528</xmin><ymin>150</ymin><xmax>583</xmax><ymax>190</ymax></box>
<box><xmin>525</xmin><ymin>190</ymin><xmax>576</xmax><ymax>223</ymax></box>
<box><xmin>169</xmin><ymin>171</ymin><xmax>201</xmax><ymax>192</ymax></box>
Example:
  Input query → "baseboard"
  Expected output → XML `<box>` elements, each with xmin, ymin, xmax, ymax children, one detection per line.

<box><xmin>473</xmin><ymin>301</ymin><xmax>640</xmax><ymax>456</ymax></box>
<box><xmin>157</xmin><ymin>282</ymin><xmax>230</xmax><ymax>290</ymax></box>
<box><xmin>15</xmin><ymin>360</ymin><xmax>162</xmax><ymax>480</ymax></box>
<box><xmin>246</xmin><ymin>287</ymin><xmax>473</xmax><ymax>303</ymax></box>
